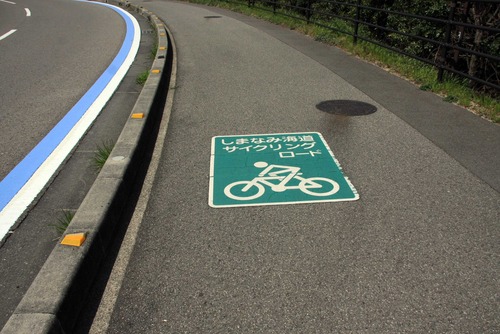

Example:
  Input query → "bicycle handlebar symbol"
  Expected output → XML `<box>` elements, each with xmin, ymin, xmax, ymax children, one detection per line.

<box><xmin>224</xmin><ymin>161</ymin><xmax>340</xmax><ymax>201</ymax></box>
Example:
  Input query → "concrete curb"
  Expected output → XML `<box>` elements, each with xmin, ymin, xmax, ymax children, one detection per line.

<box><xmin>0</xmin><ymin>3</ymin><xmax>173</xmax><ymax>333</ymax></box>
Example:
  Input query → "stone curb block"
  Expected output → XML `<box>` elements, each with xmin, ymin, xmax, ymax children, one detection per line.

<box><xmin>0</xmin><ymin>3</ymin><xmax>171</xmax><ymax>334</ymax></box>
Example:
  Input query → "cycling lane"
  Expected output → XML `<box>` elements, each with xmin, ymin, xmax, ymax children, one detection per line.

<box><xmin>106</xmin><ymin>1</ymin><xmax>499</xmax><ymax>332</ymax></box>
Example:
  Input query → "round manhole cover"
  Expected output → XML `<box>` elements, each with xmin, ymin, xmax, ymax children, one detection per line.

<box><xmin>316</xmin><ymin>100</ymin><xmax>377</xmax><ymax>116</ymax></box>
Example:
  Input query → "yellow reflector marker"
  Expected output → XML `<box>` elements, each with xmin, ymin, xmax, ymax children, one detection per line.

<box><xmin>61</xmin><ymin>233</ymin><xmax>86</xmax><ymax>247</ymax></box>
<box><xmin>151</xmin><ymin>69</ymin><xmax>161</xmax><ymax>74</ymax></box>
<box><xmin>159</xmin><ymin>46</ymin><xmax>166</xmax><ymax>50</ymax></box>
<box><xmin>132</xmin><ymin>113</ymin><xmax>145</xmax><ymax>119</ymax></box>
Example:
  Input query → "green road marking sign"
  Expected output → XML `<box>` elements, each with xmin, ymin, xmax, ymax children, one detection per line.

<box><xmin>209</xmin><ymin>132</ymin><xmax>359</xmax><ymax>208</ymax></box>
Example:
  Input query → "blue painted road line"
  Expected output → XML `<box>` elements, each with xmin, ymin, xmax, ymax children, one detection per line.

<box><xmin>0</xmin><ymin>1</ymin><xmax>140</xmax><ymax>238</ymax></box>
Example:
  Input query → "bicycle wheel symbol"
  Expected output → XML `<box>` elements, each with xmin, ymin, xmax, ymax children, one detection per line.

<box><xmin>299</xmin><ymin>177</ymin><xmax>339</xmax><ymax>196</ymax></box>
<box><xmin>224</xmin><ymin>181</ymin><xmax>265</xmax><ymax>201</ymax></box>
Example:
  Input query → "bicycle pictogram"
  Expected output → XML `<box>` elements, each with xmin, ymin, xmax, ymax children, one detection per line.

<box><xmin>224</xmin><ymin>161</ymin><xmax>340</xmax><ymax>201</ymax></box>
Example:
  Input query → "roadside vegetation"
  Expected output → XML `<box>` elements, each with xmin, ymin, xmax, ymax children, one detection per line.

<box><xmin>91</xmin><ymin>140</ymin><xmax>115</xmax><ymax>172</ymax></box>
<box><xmin>182</xmin><ymin>0</ymin><xmax>499</xmax><ymax>122</ymax></box>
<box><xmin>136</xmin><ymin>70</ymin><xmax>150</xmax><ymax>86</ymax></box>
<box><xmin>49</xmin><ymin>210</ymin><xmax>75</xmax><ymax>237</ymax></box>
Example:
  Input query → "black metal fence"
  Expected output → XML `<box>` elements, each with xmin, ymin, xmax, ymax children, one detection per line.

<box><xmin>227</xmin><ymin>0</ymin><xmax>500</xmax><ymax>92</ymax></box>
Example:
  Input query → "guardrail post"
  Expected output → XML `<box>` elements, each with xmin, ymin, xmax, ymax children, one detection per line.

<box><xmin>353</xmin><ymin>0</ymin><xmax>361</xmax><ymax>44</ymax></box>
<box><xmin>438</xmin><ymin>0</ymin><xmax>457</xmax><ymax>82</ymax></box>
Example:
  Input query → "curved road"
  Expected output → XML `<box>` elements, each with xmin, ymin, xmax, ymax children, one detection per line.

<box><xmin>0</xmin><ymin>0</ymin><xmax>124</xmax><ymax>181</ymax></box>
<box><xmin>97</xmin><ymin>1</ymin><xmax>499</xmax><ymax>333</ymax></box>
<box><xmin>0</xmin><ymin>0</ymin><xmax>128</xmax><ymax>327</ymax></box>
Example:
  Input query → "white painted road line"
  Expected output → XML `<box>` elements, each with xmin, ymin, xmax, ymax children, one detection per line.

<box><xmin>0</xmin><ymin>29</ymin><xmax>16</xmax><ymax>41</ymax></box>
<box><xmin>0</xmin><ymin>3</ymin><xmax>140</xmax><ymax>241</ymax></box>
<box><xmin>25</xmin><ymin>7</ymin><xmax>31</xmax><ymax>16</ymax></box>
<box><xmin>0</xmin><ymin>0</ymin><xmax>16</xmax><ymax>4</ymax></box>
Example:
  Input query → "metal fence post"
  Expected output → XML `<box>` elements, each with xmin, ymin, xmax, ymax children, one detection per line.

<box><xmin>438</xmin><ymin>0</ymin><xmax>457</xmax><ymax>82</ymax></box>
<box><xmin>305</xmin><ymin>0</ymin><xmax>312</xmax><ymax>24</ymax></box>
<box><xmin>353</xmin><ymin>0</ymin><xmax>361</xmax><ymax>44</ymax></box>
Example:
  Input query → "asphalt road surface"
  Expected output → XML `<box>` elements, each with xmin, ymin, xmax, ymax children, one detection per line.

<box><xmin>0</xmin><ymin>0</ymin><xmax>129</xmax><ymax>328</ymax></box>
<box><xmin>0</xmin><ymin>0</ymin><xmax>124</xmax><ymax>181</ymax></box>
<box><xmin>87</xmin><ymin>1</ymin><xmax>499</xmax><ymax>333</ymax></box>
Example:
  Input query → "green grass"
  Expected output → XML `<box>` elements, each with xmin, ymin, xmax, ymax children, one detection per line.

<box><xmin>150</xmin><ymin>25</ymin><xmax>158</xmax><ymax>60</ymax></box>
<box><xmin>49</xmin><ymin>210</ymin><xmax>75</xmax><ymax>237</ymax></box>
<box><xmin>184</xmin><ymin>0</ymin><xmax>499</xmax><ymax>122</ymax></box>
<box><xmin>91</xmin><ymin>140</ymin><xmax>114</xmax><ymax>172</ymax></box>
<box><xmin>136</xmin><ymin>70</ymin><xmax>150</xmax><ymax>86</ymax></box>
<box><xmin>151</xmin><ymin>41</ymin><xmax>158</xmax><ymax>60</ymax></box>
